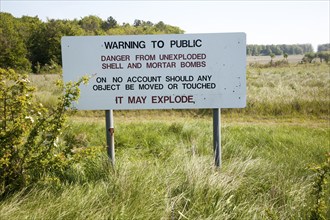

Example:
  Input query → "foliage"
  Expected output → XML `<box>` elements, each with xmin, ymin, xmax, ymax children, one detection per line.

<box><xmin>317</xmin><ymin>51</ymin><xmax>330</xmax><ymax>63</ymax></box>
<box><xmin>317</xmin><ymin>43</ymin><xmax>330</xmax><ymax>52</ymax></box>
<box><xmin>309</xmin><ymin>153</ymin><xmax>330</xmax><ymax>220</ymax></box>
<box><xmin>0</xmin><ymin>12</ymin><xmax>184</xmax><ymax>72</ymax></box>
<box><xmin>28</xmin><ymin>63</ymin><xmax>330</xmax><ymax>118</ymax></box>
<box><xmin>0</xmin><ymin>120</ymin><xmax>328</xmax><ymax>219</ymax></box>
<box><xmin>283</xmin><ymin>52</ymin><xmax>288</xmax><ymax>60</ymax></box>
<box><xmin>0</xmin><ymin>68</ymin><xmax>89</xmax><ymax>197</ymax></box>
<box><xmin>240</xmin><ymin>63</ymin><xmax>330</xmax><ymax>117</ymax></box>
<box><xmin>102</xmin><ymin>16</ymin><xmax>118</xmax><ymax>30</ymax></box>
<box><xmin>301</xmin><ymin>52</ymin><xmax>330</xmax><ymax>64</ymax></box>
<box><xmin>28</xmin><ymin>19</ymin><xmax>85</xmax><ymax>71</ymax></box>
<box><xmin>302</xmin><ymin>52</ymin><xmax>318</xmax><ymax>63</ymax></box>
<box><xmin>247</xmin><ymin>43</ymin><xmax>314</xmax><ymax>56</ymax></box>
<box><xmin>0</xmin><ymin>13</ymin><xmax>31</xmax><ymax>71</ymax></box>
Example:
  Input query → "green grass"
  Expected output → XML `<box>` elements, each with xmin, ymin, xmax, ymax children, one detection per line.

<box><xmin>242</xmin><ymin>63</ymin><xmax>330</xmax><ymax>116</ymax></box>
<box><xmin>28</xmin><ymin>63</ymin><xmax>330</xmax><ymax>118</ymax></box>
<box><xmin>1</xmin><ymin>63</ymin><xmax>328</xmax><ymax>219</ymax></box>
<box><xmin>0</xmin><ymin>119</ymin><xmax>329</xmax><ymax>219</ymax></box>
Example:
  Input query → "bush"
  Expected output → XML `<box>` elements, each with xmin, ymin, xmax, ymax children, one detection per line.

<box><xmin>309</xmin><ymin>153</ymin><xmax>330</xmax><ymax>219</ymax></box>
<box><xmin>317</xmin><ymin>51</ymin><xmax>330</xmax><ymax>63</ymax></box>
<box><xmin>0</xmin><ymin>68</ymin><xmax>88</xmax><ymax>197</ymax></box>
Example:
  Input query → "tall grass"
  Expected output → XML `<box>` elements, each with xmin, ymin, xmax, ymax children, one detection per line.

<box><xmin>28</xmin><ymin>63</ymin><xmax>330</xmax><ymax>117</ymax></box>
<box><xmin>28</xmin><ymin>74</ymin><xmax>62</xmax><ymax>109</ymax></box>
<box><xmin>240</xmin><ymin>63</ymin><xmax>330</xmax><ymax>116</ymax></box>
<box><xmin>1</xmin><ymin>120</ymin><xmax>328</xmax><ymax>219</ymax></box>
<box><xmin>3</xmin><ymin>62</ymin><xmax>326</xmax><ymax>219</ymax></box>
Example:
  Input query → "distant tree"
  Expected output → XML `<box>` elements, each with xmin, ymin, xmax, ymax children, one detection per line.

<box><xmin>155</xmin><ymin>21</ymin><xmax>166</xmax><ymax>31</ymax></box>
<box><xmin>317</xmin><ymin>51</ymin><xmax>330</xmax><ymax>63</ymax></box>
<box><xmin>144</xmin><ymin>21</ymin><xmax>154</xmax><ymax>27</ymax></box>
<box><xmin>17</xmin><ymin>15</ymin><xmax>42</xmax><ymax>45</ymax></box>
<box><xmin>317</xmin><ymin>43</ymin><xmax>330</xmax><ymax>52</ymax></box>
<box><xmin>293</xmin><ymin>45</ymin><xmax>303</xmax><ymax>55</ymax></box>
<box><xmin>79</xmin><ymin>15</ymin><xmax>104</xmax><ymax>35</ymax></box>
<box><xmin>0</xmin><ymin>12</ymin><xmax>185</xmax><ymax>70</ymax></box>
<box><xmin>102</xmin><ymin>16</ymin><xmax>118</xmax><ymax>31</ymax></box>
<box><xmin>251</xmin><ymin>45</ymin><xmax>260</xmax><ymax>56</ymax></box>
<box><xmin>246</xmin><ymin>46</ymin><xmax>252</xmax><ymax>56</ymax></box>
<box><xmin>283</xmin><ymin>53</ymin><xmax>288</xmax><ymax>60</ymax></box>
<box><xmin>0</xmin><ymin>13</ymin><xmax>30</xmax><ymax>70</ymax></box>
<box><xmin>270</xmin><ymin>53</ymin><xmax>275</xmax><ymax>63</ymax></box>
<box><xmin>133</xmin><ymin>19</ymin><xmax>142</xmax><ymax>27</ymax></box>
<box><xmin>272</xmin><ymin>45</ymin><xmax>283</xmax><ymax>55</ymax></box>
<box><xmin>302</xmin><ymin>52</ymin><xmax>317</xmax><ymax>63</ymax></box>
<box><xmin>29</xmin><ymin>19</ymin><xmax>84</xmax><ymax>71</ymax></box>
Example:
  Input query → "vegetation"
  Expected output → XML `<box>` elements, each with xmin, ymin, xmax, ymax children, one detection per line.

<box><xmin>0</xmin><ymin>68</ymin><xmax>88</xmax><ymax>196</ymax></box>
<box><xmin>0</xmin><ymin>61</ymin><xmax>329</xmax><ymax>219</ymax></box>
<box><xmin>0</xmin><ymin>11</ymin><xmax>329</xmax><ymax>219</ymax></box>
<box><xmin>27</xmin><ymin>63</ymin><xmax>330</xmax><ymax>118</ymax></box>
<box><xmin>0</xmin><ymin>12</ymin><xmax>184</xmax><ymax>72</ymax></box>
<box><xmin>300</xmin><ymin>52</ymin><xmax>330</xmax><ymax>64</ymax></box>
<box><xmin>247</xmin><ymin>44</ymin><xmax>314</xmax><ymax>56</ymax></box>
<box><xmin>0</xmin><ymin>119</ymin><xmax>329</xmax><ymax>219</ymax></box>
<box><xmin>243</xmin><ymin>63</ymin><xmax>330</xmax><ymax>116</ymax></box>
<box><xmin>1</xmin><ymin>12</ymin><xmax>329</xmax><ymax>72</ymax></box>
<box><xmin>318</xmin><ymin>43</ymin><xmax>330</xmax><ymax>52</ymax></box>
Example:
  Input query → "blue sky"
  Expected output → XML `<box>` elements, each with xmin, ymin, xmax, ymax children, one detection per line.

<box><xmin>1</xmin><ymin>0</ymin><xmax>329</xmax><ymax>50</ymax></box>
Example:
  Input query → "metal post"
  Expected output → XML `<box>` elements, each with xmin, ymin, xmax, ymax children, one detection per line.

<box><xmin>105</xmin><ymin>110</ymin><xmax>115</xmax><ymax>165</ymax></box>
<box><xmin>213</xmin><ymin>108</ymin><xmax>221</xmax><ymax>167</ymax></box>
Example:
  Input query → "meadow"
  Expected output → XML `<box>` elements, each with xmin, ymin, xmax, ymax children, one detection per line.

<box><xmin>0</xmin><ymin>60</ymin><xmax>329</xmax><ymax>219</ymax></box>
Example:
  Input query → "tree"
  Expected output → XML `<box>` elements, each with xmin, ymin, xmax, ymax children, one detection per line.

<box><xmin>302</xmin><ymin>52</ymin><xmax>317</xmax><ymax>63</ymax></box>
<box><xmin>102</xmin><ymin>16</ymin><xmax>118</xmax><ymax>31</ymax></box>
<box><xmin>133</xmin><ymin>19</ymin><xmax>142</xmax><ymax>27</ymax></box>
<box><xmin>270</xmin><ymin>53</ymin><xmax>275</xmax><ymax>63</ymax></box>
<box><xmin>0</xmin><ymin>13</ymin><xmax>30</xmax><ymax>70</ymax></box>
<box><xmin>29</xmin><ymin>19</ymin><xmax>84</xmax><ymax>71</ymax></box>
<box><xmin>79</xmin><ymin>15</ymin><xmax>104</xmax><ymax>35</ymax></box>
<box><xmin>0</xmin><ymin>12</ymin><xmax>185</xmax><ymax>70</ymax></box>
<box><xmin>317</xmin><ymin>51</ymin><xmax>330</xmax><ymax>63</ymax></box>
<box><xmin>317</xmin><ymin>43</ymin><xmax>330</xmax><ymax>52</ymax></box>
<box><xmin>283</xmin><ymin>53</ymin><xmax>288</xmax><ymax>60</ymax></box>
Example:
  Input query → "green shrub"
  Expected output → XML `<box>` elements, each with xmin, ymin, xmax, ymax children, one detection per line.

<box><xmin>309</xmin><ymin>153</ymin><xmax>330</xmax><ymax>219</ymax></box>
<box><xmin>0</xmin><ymin>68</ymin><xmax>88</xmax><ymax>197</ymax></box>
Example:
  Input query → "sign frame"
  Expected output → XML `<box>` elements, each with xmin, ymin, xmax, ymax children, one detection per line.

<box><xmin>61</xmin><ymin>33</ymin><xmax>246</xmax><ymax>167</ymax></box>
<box><xmin>61</xmin><ymin>33</ymin><xmax>246</xmax><ymax>110</ymax></box>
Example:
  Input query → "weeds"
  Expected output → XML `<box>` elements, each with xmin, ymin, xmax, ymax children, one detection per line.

<box><xmin>309</xmin><ymin>153</ymin><xmax>330</xmax><ymax>219</ymax></box>
<box><xmin>0</xmin><ymin>63</ymin><xmax>329</xmax><ymax>218</ymax></box>
<box><xmin>28</xmin><ymin>63</ymin><xmax>330</xmax><ymax>118</ymax></box>
<box><xmin>1</xmin><ymin>120</ymin><xmax>328</xmax><ymax>219</ymax></box>
<box><xmin>0</xmin><ymin>68</ymin><xmax>88</xmax><ymax>196</ymax></box>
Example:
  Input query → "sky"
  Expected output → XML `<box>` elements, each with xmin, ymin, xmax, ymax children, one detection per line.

<box><xmin>1</xmin><ymin>0</ymin><xmax>329</xmax><ymax>51</ymax></box>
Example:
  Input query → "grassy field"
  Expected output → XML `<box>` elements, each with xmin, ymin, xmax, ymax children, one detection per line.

<box><xmin>246</xmin><ymin>54</ymin><xmax>304</xmax><ymax>64</ymax></box>
<box><xmin>28</xmin><ymin>61</ymin><xmax>330</xmax><ymax>118</ymax></box>
<box><xmin>1</xmin><ymin>62</ymin><xmax>329</xmax><ymax>219</ymax></box>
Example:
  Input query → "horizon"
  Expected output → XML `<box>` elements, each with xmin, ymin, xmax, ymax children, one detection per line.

<box><xmin>1</xmin><ymin>1</ymin><xmax>329</xmax><ymax>51</ymax></box>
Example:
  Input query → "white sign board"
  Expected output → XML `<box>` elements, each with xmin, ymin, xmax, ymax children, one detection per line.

<box><xmin>61</xmin><ymin>33</ymin><xmax>246</xmax><ymax>110</ymax></box>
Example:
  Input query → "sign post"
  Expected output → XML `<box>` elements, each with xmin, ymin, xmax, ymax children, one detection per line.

<box><xmin>61</xmin><ymin>33</ymin><xmax>246</xmax><ymax>167</ymax></box>
<box><xmin>213</xmin><ymin>108</ymin><xmax>221</xmax><ymax>167</ymax></box>
<box><xmin>105</xmin><ymin>110</ymin><xmax>115</xmax><ymax>165</ymax></box>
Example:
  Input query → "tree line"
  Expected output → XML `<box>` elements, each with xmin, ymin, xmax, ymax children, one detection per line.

<box><xmin>0</xmin><ymin>12</ymin><xmax>184</xmax><ymax>72</ymax></box>
<box><xmin>1</xmin><ymin>12</ymin><xmax>329</xmax><ymax>72</ymax></box>
<box><xmin>246</xmin><ymin>44</ymin><xmax>315</xmax><ymax>56</ymax></box>
<box><xmin>317</xmin><ymin>43</ymin><xmax>330</xmax><ymax>52</ymax></box>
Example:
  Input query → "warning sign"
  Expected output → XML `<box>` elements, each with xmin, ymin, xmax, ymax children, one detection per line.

<box><xmin>61</xmin><ymin>33</ymin><xmax>246</xmax><ymax>110</ymax></box>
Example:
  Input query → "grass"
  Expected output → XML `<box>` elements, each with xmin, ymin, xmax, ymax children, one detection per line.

<box><xmin>28</xmin><ymin>63</ymin><xmax>330</xmax><ymax>118</ymax></box>
<box><xmin>0</xmin><ymin>119</ymin><xmax>329</xmax><ymax>219</ymax></box>
<box><xmin>242</xmin><ymin>63</ymin><xmax>330</xmax><ymax>116</ymax></box>
<box><xmin>246</xmin><ymin>54</ymin><xmax>304</xmax><ymax>64</ymax></box>
<box><xmin>1</xmin><ymin>62</ymin><xmax>329</xmax><ymax>219</ymax></box>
